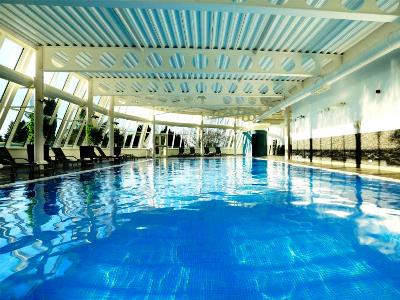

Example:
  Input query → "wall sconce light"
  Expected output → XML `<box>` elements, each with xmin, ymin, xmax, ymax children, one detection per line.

<box><xmin>354</xmin><ymin>120</ymin><xmax>361</xmax><ymax>130</ymax></box>
<box><xmin>90</xmin><ymin>114</ymin><xmax>99</xmax><ymax>119</ymax></box>
<box><xmin>294</xmin><ymin>115</ymin><xmax>306</xmax><ymax>122</ymax></box>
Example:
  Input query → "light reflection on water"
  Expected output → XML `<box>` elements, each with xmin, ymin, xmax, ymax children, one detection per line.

<box><xmin>0</xmin><ymin>157</ymin><xmax>399</xmax><ymax>299</ymax></box>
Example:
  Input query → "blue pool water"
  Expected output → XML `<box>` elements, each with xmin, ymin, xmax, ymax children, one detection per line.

<box><xmin>0</xmin><ymin>158</ymin><xmax>399</xmax><ymax>299</ymax></box>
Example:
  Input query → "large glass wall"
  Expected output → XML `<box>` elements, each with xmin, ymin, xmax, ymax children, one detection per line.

<box><xmin>0</xmin><ymin>33</ymin><xmax>243</xmax><ymax>150</ymax></box>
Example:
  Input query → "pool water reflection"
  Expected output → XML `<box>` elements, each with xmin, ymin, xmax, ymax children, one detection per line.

<box><xmin>0</xmin><ymin>158</ymin><xmax>399</xmax><ymax>299</ymax></box>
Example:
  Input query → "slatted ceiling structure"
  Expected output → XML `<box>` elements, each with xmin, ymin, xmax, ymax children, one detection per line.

<box><xmin>0</xmin><ymin>4</ymin><xmax>388</xmax><ymax>51</ymax></box>
<box><xmin>0</xmin><ymin>0</ymin><xmax>398</xmax><ymax>120</ymax></box>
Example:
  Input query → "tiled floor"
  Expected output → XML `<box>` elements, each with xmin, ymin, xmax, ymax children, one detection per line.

<box><xmin>260</xmin><ymin>156</ymin><xmax>400</xmax><ymax>181</ymax></box>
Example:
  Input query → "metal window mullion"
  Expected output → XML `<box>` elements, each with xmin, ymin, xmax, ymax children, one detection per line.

<box><xmin>0</xmin><ymin>80</ymin><xmax>12</xmax><ymax>117</ymax></box>
<box><xmin>14</xmin><ymin>48</ymin><xmax>30</xmax><ymax>73</ymax></box>
<box><xmin>64</xmin><ymin>119</ymin><xmax>76</xmax><ymax>146</ymax></box>
<box><xmin>55</xmin><ymin>104</ymin><xmax>73</xmax><ymax>146</ymax></box>
<box><xmin>171</xmin><ymin>132</ymin><xmax>175</xmax><ymax>149</ymax></box>
<box><xmin>48</xmin><ymin>75</ymin><xmax>75</xmax><ymax>125</ymax></box>
<box><xmin>73</xmin><ymin>119</ymin><xmax>86</xmax><ymax>147</ymax></box>
<box><xmin>0</xmin><ymin>83</ymin><xmax>19</xmax><ymax>130</ymax></box>
<box><xmin>122</xmin><ymin>130</ymin><xmax>128</xmax><ymax>148</ymax></box>
<box><xmin>129</xmin><ymin>125</ymin><xmax>137</xmax><ymax>148</ymax></box>
<box><xmin>53</xmin><ymin>106</ymin><xmax>70</xmax><ymax>146</ymax></box>
<box><xmin>67</xmin><ymin>107</ymin><xmax>84</xmax><ymax>145</ymax></box>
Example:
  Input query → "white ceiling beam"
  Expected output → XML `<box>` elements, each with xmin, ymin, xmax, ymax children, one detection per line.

<box><xmin>114</xmin><ymin>94</ymin><xmax>281</xmax><ymax>108</ymax></box>
<box><xmin>0</xmin><ymin>64</ymin><xmax>245</xmax><ymax>127</ymax></box>
<box><xmin>2</xmin><ymin>0</ymin><xmax>399</xmax><ymax>23</ymax></box>
<box><xmin>92</xmin><ymin>77</ymin><xmax>299</xmax><ymax>97</ymax></box>
<box><xmin>43</xmin><ymin>46</ymin><xmax>340</xmax><ymax>77</ymax></box>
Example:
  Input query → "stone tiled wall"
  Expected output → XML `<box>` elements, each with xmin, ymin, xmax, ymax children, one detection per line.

<box><xmin>291</xmin><ymin>129</ymin><xmax>400</xmax><ymax>167</ymax></box>
<box><xmin>361</xmin><ymin>130</ymin><xmax>400</xmax><ymax>166</ymax></box>
<box><xmin>312</xmin><ymin>138</ymin><xmax>321</xmax><ymax>158</ymax></box>
<box><xmin>320</xmin><ymin>137</ymin><xmax>331</xmax><ymax>159</ymax></box>
<box><xmin>331</xmin><ymin>136</ymin><xmax>345</xmax><ymax>162</ymax></box>
<box><xmin>344</xmin><ymin>134</ymin><xmax>356</xmax><ymax>160</ymax></box>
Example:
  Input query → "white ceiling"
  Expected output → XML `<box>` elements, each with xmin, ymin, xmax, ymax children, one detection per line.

<box><xmin>0</xmin><ymin>0</ymin><xmax>398</xmax><ymax>121</ymax></box>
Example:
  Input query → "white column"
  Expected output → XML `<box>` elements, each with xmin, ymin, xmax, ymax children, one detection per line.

<box><xmin>152</xmin><ymin>114</ymin><xmax>156</xmax><ymax>159</ymax></box>
<box><xmin>284</xmin><ymin>107</ymin><xmax>291</xmax><ymax>161</ymax></box>
<box><xmin>109</xmin><ymin>96</ymin><xmax>114</xmax><ymax>156</ymax></box>
<box><xmin>200</xmin><ymin>116</ymin><xmax>204</xmax><ymax>156</ymax></box>
<box><xmin>234</xmin><ymin>117</ymin><xmax>237</xmax><ymax>156</ymax></box>
<box><xmin>86</xmin><ymin>79</ymin><xmax>93</xmax><ymax>145</ymax></box>
<box><xmin>34</xmin><ymin>47</ymin><xmax>44</xmax><ymax>162</ymax></box>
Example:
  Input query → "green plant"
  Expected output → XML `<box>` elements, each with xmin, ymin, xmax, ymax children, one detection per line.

<box><xmin>86</xmin><ymin>124</ymin><xmax>104</xmax><ymax>145</ymax></box>
<box><xmin>114</xmin><ymin>127</ymin><xmax>124</xmax><ymax>147</ymax></box>
<box><xmin>13</xmin><ymin>120</ymin><xmax>29</xmax><ymax>143</ymax></box>
<box><xmin>4</xmin><ymin>121</ymin><xmax>15</xmax><ymax>141</ymax></box>
<box><xmin>27</xmin><ymin>113</ymin><xmax>34</xmax><ymax>144</ymax></box>
<box><xmin>85</xmin><ymin>124</ymin><xmax>94</xmax><ymax>145</ymax></box>
<box><xmin>43</xmin><ymin>99</ymin><xmax>57</xmax><ymax>145</ymax></box>
<box><xmin>26</xmin><ymin>99</ymin><xmax>57</xmax><ymax>145</ymax></box>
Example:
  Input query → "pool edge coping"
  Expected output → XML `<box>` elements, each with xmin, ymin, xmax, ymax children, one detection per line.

<box><xmin>1</xmin><ymin>157</ymin><xmax>399</xmax><ymax>189</ymax></box>
<box><xmin>0</xmin><ymin>159</ymin><xmax>152</xmax><ymax>189</ymax></box>
<box><xmin>256</xmin><ymin>157</ymin><xmax>400</xmax><ymax>184</ymax></box>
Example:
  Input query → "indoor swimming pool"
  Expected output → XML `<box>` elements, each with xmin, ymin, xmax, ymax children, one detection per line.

<box><xmin>0</xmin><ymin>158</ymin><xmax>399</xmax><ymax>299</ymax></box>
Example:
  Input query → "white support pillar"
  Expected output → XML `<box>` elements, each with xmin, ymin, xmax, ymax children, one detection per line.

<box><xmin>200</xmin><ymin>115</ymin><xmax>204</xmax><ymax>156</ymax></box>
<box><xmin>86</xmin><ymin>78</ymin><xmax>93</xmax><ymax>145</ymax></box>
<box><xmin>34</xmin><ymin>47</ymin><xmax>44</xmax><ymax>162</ymax></box>
<box><xmin>109</xmin><ymin>96</ymin><xmax>115</xmax><ymax>157</ymax></box>
<box><xmin>284</xmin><ymin>107</ymin><xmax>291</xmax><ymax>161</ymax></box>
<box><xmin>152</xmin><ymin>114</ymin><xmax>156</xmax><ymax>159</ymax></box>
<box><xmin>234</xmin><ymin>117</ymin><xmax>237</xmax><ymax>156</ymax></box>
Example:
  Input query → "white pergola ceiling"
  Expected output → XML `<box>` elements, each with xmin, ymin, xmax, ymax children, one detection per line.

<box><xmin>2</xmin><ymin>0</ymin><xmax>400</xmax><ymax>23</ymax></box>
<box><xmin>0</xmin><ymin>0</ymin><xmax>398</xmax><ymax>120</ymax></box>
<box><xmin>44</xmin><ymin>47</ymin><xmax>340</xmax><ymax>76</ymax></box>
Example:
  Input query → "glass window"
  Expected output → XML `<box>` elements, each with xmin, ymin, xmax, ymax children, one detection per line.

<box><xmin>65</xmin><ymin>108</ymin><xmax>85</xmax><ymax>146</ymax></box>
<box><xmin>124</xmin><ymin>134</ymin><xmax>133</xmax><ymax>147</ymax></box>
<box><xmin>56</xmin><ymin>100</ymin><xmax>69</xmax><ymax>120</ymax></box>
<box><xmin>94</xmin><ymin>96</ymin><xmax>101</xmax><ymax>105</ymax></box>
<box><xmin>0</xmin><ymin>79</ymin><xmax>8</xmax><ymax>101</ymax></box>
<box><xmin>76</xmin><ymin>82</ymin><xmax>88</xmax><ymax>98</ymax></box>
<box><xmin>44</xmin><ymin>72</ymin><xmax>54</xmax><ymax>84</ymax></box>
<box><xmin>11</xmin><ymin>94</ymin><xmax>33</xmax><ymax>146</ymax></box>
<box><xmin>50</xmin><ymin>72</ymin><xmax>69</xmax><ymax>89</ymax></box>
<box><xmin>203</xmin><ymin>128</ymin><xmax>228</xmax><ymax>147</ymax></box>
<box><xmin>25</xmin><ymin>53</ymin><xmax>36</xmax><ymax>77</ymax></box>
<box><xmin>132</xmin><ymin>124</ymin><xmax>143</xmax><ymax>148</ymax></box>
<box><xmin>64</xmin><ymin>76</ymin><xmax>79</xmax><ymax>94</ymax></box>
<box><xmin>0</xmin><ymin>87</ymin><xmax>29</xmax><ymax>144</ymax></box>
<box><xmin>0</xmin><ymin>38</ymin><xmax>23</xmax><ymax>69</ymax></box>
<box><xmin>53</xmin><ymin>99</ymin><xmax>70</xmax><ymax>139</ymax></box>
